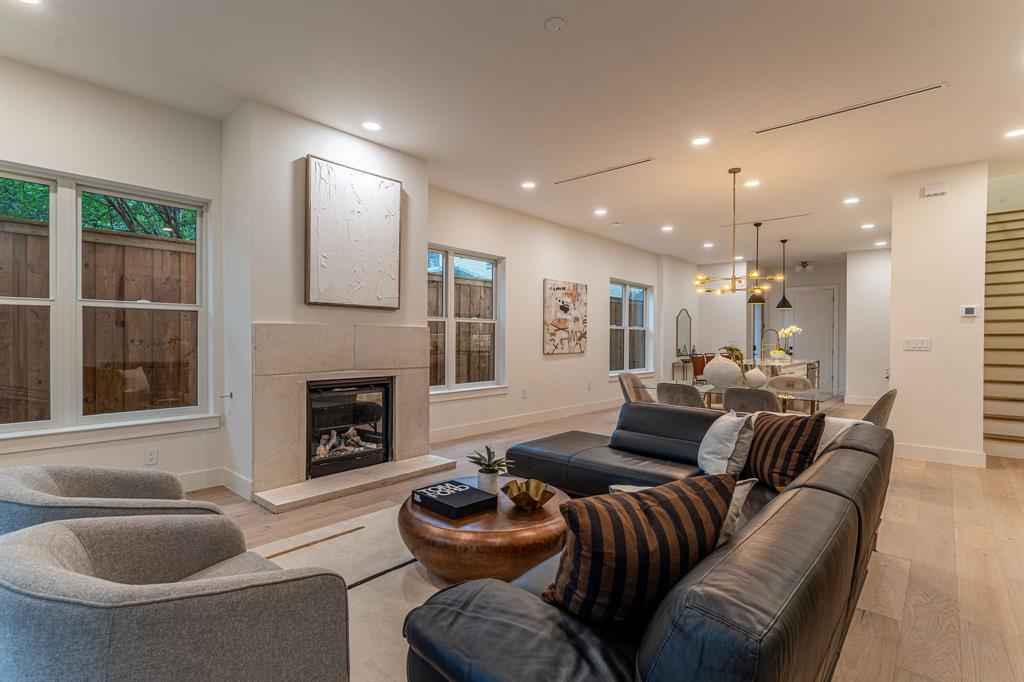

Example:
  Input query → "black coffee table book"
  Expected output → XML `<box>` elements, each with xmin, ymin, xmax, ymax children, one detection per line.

<box><xmin>411</xmin><ymin>480</ymin><xmax>497</xmax><ymax>519</ymax></box>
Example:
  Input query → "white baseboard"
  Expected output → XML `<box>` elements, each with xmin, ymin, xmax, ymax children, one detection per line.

<box><xmin>844</xmin><ymin>394</ymin><xmax>880</xmax><ymax>406</ymax></box>
<box><xmin>179</xmin><ymin>466</ymin><xmax>253</xmax><ymax>500</ymax></box>
<box><xmin>430</xmin><ymin>398</ymin><xmax>622</xmax><ymax>444</ymax></box>
<box><xmin>895</xmin><ymin>442</ymin><xmax>986</xmax><ymax>468</ymax></box>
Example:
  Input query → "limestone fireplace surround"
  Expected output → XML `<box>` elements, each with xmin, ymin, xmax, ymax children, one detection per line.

<box><xmin>251</xmin><ymin>322</ymin><xmax>433</xmax><ymax>494</ymax></box>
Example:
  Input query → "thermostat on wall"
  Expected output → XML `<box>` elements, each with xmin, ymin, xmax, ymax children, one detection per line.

<box><xmin>960</xmin><ymin>305</ymin><xmax>979</xmax><ymax>317</ymax></box>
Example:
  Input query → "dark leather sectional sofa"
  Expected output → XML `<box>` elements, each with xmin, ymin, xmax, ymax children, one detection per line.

<box><xmin>404</xmin><ymin>403</ymin><xmax>894</xmax><ymax>682</ymax></box>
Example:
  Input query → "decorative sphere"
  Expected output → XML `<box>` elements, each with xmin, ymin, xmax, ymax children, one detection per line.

<box><xmin>744</xmin><ymin>367</ymin><xmax>768</xmax><ymax>389</ymax></box>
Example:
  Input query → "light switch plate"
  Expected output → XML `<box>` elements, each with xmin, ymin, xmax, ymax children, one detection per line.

<box><xmin>902</xmin><ymin>338</ymin><xmax>932</xmax><ymax>351</ymax></box>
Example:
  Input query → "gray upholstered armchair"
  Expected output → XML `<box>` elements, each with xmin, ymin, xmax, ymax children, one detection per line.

<box><xmin>0</xmin><ymin>465</ymin><xmax>222</xmax><ymax>534</ymax></box>
<box><xmin>0</xmin><ymin>515</ymin><xmax>349</xmax><ymax>681</ymax></box>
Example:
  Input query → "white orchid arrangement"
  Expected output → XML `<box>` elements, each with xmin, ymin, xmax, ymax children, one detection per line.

<box><xmin>778</xmin><ymin>325</ymin><xmax>803</xmax><ymax>339</ymax></box>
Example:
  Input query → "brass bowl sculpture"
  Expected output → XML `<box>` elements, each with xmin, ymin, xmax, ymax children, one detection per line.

<box><xmin>501</xmin><ymin>479</ymin><xmax>556</xmax><ymax>512</ymax></box>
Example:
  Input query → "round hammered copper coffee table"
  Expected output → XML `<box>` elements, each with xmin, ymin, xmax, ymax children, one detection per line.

<box><xmin>397</xmin><ymin>476</ymin><xmax>568</xmax><ymax>583</ymax></box>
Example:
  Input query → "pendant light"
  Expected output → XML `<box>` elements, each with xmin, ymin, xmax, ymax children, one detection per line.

<box><xmin>746</xmin><ymin>222</ymin><xmax>766</xmax><ymax>305</ymax></box>
<box><xmin>776</xmin><ymin>239</ymin><xmax>792</xmax><ymax>310</ymax></box>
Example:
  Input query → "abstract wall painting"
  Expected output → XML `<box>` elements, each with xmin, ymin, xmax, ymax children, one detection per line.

<box><xmin>305</xmin><ymin>155</ymin><xmax>402</xmax><ymax>308</ymax></box>
<box><xmin>543</xmin><ymin>279</ymin><xmax>587</xmax><ymax>355</ymax></box>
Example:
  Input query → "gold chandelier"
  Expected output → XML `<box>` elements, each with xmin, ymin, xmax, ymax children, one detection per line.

<box><xmin>694</xmin><ymin>167</ymin><xmax>783</xmax><ymax>300</ymax></box>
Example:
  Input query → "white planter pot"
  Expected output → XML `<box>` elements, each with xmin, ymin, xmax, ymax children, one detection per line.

<box><xmin>477</xmin><ymin>471</ymin><xmax>500</xmax><ymax>494</ymax></box>
<box><xmin>704</xmin><ymin>355</ymin><xmax>742</xmax><ymax>390</ymax></box>
<box><xmin>744</xmin><ymin>367</ymin><xmax>767</xmax><ymax>389</ymax></box>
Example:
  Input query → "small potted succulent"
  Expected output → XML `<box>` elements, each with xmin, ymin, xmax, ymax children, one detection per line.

<box><xmin>468</xmin><ymin>445</ymin><xmax>508</xmax><ymax>494</ymax></box>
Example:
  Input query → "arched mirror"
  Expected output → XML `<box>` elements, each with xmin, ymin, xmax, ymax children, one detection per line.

<box><xmin>675</xmin><ymin>309</ymin><xmax>692</xmax><ymax>357</ymax></box>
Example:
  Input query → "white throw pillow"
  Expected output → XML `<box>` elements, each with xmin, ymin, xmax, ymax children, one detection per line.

<box><xmin>697</xmin><ymin>410</ymin><xmax>754</xmax><ymax>476</ymax></box>
<box><xmin>717</xmin><ymin>478</ymin><xmax>758</xmax><ymax>547</ymax></box>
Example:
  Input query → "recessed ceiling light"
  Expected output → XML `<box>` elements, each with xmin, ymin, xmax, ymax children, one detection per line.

<box><xmin>875</xmin><ymin>240</ymin><xmax>888</xmax><ymax>247</ymax></box>
<box><xmin>861</xmin><ymin>223</ymin><xmax>875</xmax><ymax>229</ymax></box>
<box><xmin>703</xmin><ymin>242</ymin><xmax>714</xmax><ymax>248</ymax></box>
<box><xmin>521</xmin><ymin>181</ymin><xmax>536</xmax><ymax>189</ymax></box>
<box><xmin>593</xmin><ymin>208</ymin><xmax>607</xmax><ymax>216</ymax></box>
<box><xmin>611</xmin><ymin>222</ymin><xmax>622</xmax><ymax>227</ymax></box>
<box><xmin>744</xmin><ymin>180</ymin><xmax>760</xmax><ymax>188</ymax></box>
<box><xmin>361</xmin><ymin>121</ymin><xmax>382</xmax><ymax>131</ymax></box>
<box><xmin>1005</xmin><ymin>129</ymin><xmax>1024</xmax><ymax>138</ymax></box>
<box><xmin>691</xmin><ymin>136</ymin><xmax>711</xmax><ymax>146</ymax></box>
<box><xmin>843</xmin><ymin>197</ymin><xmax>860</xmax><ymax>205</ymax></box>
<box><xmin>661</xmin><ymin>225</ymin><xmax>673</xmax><ymax>232</ymax></box>
<box><xmin>735</xmin><ymin>255</ymin><xmax>744</xmax><ymax>261</ymax></box>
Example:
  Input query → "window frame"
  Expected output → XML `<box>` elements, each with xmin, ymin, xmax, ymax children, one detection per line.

<box><xmin>0</xmin><ymin>161</ymin><xmax>210</xmax><ymax>436</ymax></box>
<box><xmin>428</xmin><ymin>244</ymin><xmax>506</xmax><ymax>394</ymax></box>
<box><xmin>609</xmin><ymin>278</ymin><xmax>654</xmax><ymax>376</ymax></box>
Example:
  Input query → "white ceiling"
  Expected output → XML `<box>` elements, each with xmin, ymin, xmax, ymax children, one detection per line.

<box><xmin>2</xmin><ymin>0</ymin><xmax>1023</xmax><ymax>265</ymax></box>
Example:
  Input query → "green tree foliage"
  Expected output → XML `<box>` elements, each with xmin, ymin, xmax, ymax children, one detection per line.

<box><xmin>0</xmin><ymin>177</ymin><xmax>49</xmax><ymax>223</ymax></box>
<box><xmin>82</xmin><ymin>191</ymin><xmax>196</xmax><ymax>241</ymax></box>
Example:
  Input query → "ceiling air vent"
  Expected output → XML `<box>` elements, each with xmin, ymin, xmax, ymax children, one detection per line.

<box><xmin>753</xmin><ymin>83</ymin><xmax>946</xmax><ymax>134</ymax></box>
<box><xmin>553</xmin><ymin>157</ymin><xmax>654</xmax><ymax>186</ymax></box>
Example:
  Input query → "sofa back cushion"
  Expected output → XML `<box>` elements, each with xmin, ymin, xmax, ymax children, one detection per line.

<box><xmin>608</xmin><ymin>403</ymin><xmax>723</xmax><ymax>466</ymax></box>
<box><xmin>542</xmin><ymin>475</ymin><xmax>735</xmax><ymax>626</ymax></box>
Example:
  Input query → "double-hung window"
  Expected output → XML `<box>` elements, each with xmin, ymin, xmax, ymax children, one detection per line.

<box><xmin>0</xmin><ymin>167</ymin><xmax>207</xmax><ymax>433</ymax></box>
<box><xmin>609</xmin><ymin>280</ymin><xmax>652</xmax><ymax>373</ymax></box>
<box><xmin>428</xmin><ymin>246</ymin><xmax>504</xmax><ymax>391</ymax></box>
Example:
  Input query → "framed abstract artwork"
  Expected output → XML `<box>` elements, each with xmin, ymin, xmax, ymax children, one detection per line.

<box><xmin>543</xmin><ymin>279</ymin><xmax>587</xmax><ymax>354</ymax></box>
<box><xmin>305</xmin><ymin>154</ymin><xmax>402</xmax><ymax>308</ymax></box>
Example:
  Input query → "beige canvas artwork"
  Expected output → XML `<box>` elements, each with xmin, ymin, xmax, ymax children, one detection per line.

<box><xmin>543</xmin><ymin>279</ymin><xmax>587</xmax><ymax>355</ymax></box>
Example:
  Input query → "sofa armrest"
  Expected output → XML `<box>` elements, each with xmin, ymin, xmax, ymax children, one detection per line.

<box><xmin>404</xmin><ymin>579</ymin><xmax>634</xmax><ymax>682</ymax></box>
<box><xmin>42</xmin><ymin>465</ymin><xmax>184</xmax><ymax>500</ymax></box>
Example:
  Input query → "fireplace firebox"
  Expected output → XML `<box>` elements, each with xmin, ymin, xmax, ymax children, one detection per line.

<box><xmin>306</xmin><ymin>377</ymin><xmax>393</xmax><ymax>479</ymax></box>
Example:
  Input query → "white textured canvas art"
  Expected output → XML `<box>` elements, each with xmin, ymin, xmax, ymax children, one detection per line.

<box><xmin>543</xmin><ymin>279</ymin><xmax>587</xmax><ymax>354</ymax></box>
<box><xmin>306</xmin><ymin>155</ymin><xmax>402</xmax><ymax>308</ymax></box>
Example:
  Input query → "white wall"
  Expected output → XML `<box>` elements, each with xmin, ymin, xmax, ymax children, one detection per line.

<box><xmin>696</xmin><ymin>262</ymin><xmax>748</xmax><ymax>353</ymax></box>
<box><xmin>0</xmin><ymin>58</ymin><xmax>227</xmax><ymax>489</ymax></box>
<box><xmin>427</xmin><ymin>187</ymin><xmax>699</xmax><ymax>441</ymax></box>
<box><xmin>988</xmin><ymin>171</ymin><xmax>1024</xmax><ymax>212</ymax></box>
<box><xmin>890</xmin><ymin>161</ymin><xmax>987</xmax><ymax>466</ymax></box>
<box><xmin>845</xmin><ymin>250</ymin><xmax>891</xmax><ymax>404</ymax></box>
<box><xmin>657</xmin><ymin>255</ymin><xmax>699</xmax><ymax>379</ymax></box>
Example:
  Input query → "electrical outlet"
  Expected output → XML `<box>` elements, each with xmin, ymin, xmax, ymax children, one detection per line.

<box><xmin>521</xmin><ymin>389</ymin><xmax>527</xmax><ymax>399</ymax></box>
<box><xmin>145</xmin><ymin>448</ymin><xmax>159</xmax><ymax>466</ymax></box>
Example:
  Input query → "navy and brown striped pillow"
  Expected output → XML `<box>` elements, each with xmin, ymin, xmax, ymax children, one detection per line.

<box><xmin>541</xmin><ymin>475</ymin><xmax>735</xmax><ymax>626</ymax></box>
<box><xmin>745</xmin><ymin>412</ymin><xmax>826</xmax><ymax>492</ymax></box>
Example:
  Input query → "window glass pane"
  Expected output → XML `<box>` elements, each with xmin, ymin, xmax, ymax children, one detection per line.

<box><xmin>453</xmin><ymin>255</ymin><xmax>494</xmax><ymax>319</ymax></box>
<box><xmin>609</xmin><ymin>282</ymin><xmax>623</xmax><ymax>326</ymax></box>
<box><xmin>456</xmin><ymin>321</ymin><xmax>495</xmax><ymax>384</ymax></box>
<box><xmin>0</xmin><ymin>176</ymin><xmax>49</xmax><ymax>298</ymax></box>
<box><xmin>629</xmin><ymin>330</ymin><xmax>646</xmax><ymax>369</ymax></box>
<box><xmin>628</xmin><ymin>286</ymin><xmax>645</xmax><ymax>327</ymax></box>
<box><xmin>0</xmin><ymin>304</ymin><xmax>49</xmax><ymax>424</ymax></box>
<box><xmin>82</xmin><ymin>307</ymin><xmax>198</xmax><ymax>415</ymax></box>
<box><xmin>81</xmin><ymin>191</ymin><xmax>197</xmax><ymax>304</ymax></box>
<box><xmin>427</xmin><ymin>250</ymin><xmax>445</xmax><ymax>318</ymax></box>
<box><xmin>429</xmin><ymin>320</ymin><xmax>445</xmax><ymax>387</ymax></box>
<box><xmin>609</xmin><ymin>328</ymin><xmax>624</xmax><ymax>372</ymax></box>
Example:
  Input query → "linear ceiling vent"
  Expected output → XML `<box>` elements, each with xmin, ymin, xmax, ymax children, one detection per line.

<box><xmin>717</xmin><ymin>212</ymin><xmax>811</xmax><ymax>228</ymax></box>
<box><xmin>553</xmin><ymin>157</ymin><xmax>654</xmax><ymax>186</ymax></box>
<box><xmin>753</xmin><ymin>82</ymin><xmax>946</xmax><ymax>134</ymax></box>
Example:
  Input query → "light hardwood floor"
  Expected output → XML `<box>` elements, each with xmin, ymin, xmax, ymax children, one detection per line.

<box><xmin>190</xmin><ymin>398</ymin><xmax>1024</xmax><ymax>682</ymax></box>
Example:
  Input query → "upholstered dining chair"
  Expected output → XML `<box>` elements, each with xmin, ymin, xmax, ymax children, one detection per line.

<box><xmin>765</xmin><ymin>375</ymin><xmax>813</xmax><ymax>392</ymax></box>
<box><xmin>0</xmin><ymin>515</ymin><xmax>349</xmax><ymax>681</ymax></box>
<box><xmin>656</xmin><ymin>382</ymin><xmax>705</xmax><ymax>408</ymax></box>
<box><xmin>0</xmin><ymin>465</ymin><xmax>222</xmax><ymax>535</ymax></box>
<box><xmin>863</xmin><ymin>389</ymin><xmax>898</xmax><ymax>428</ymax></box>
<box><xmin>618</xmin><ymin>372</ymin><xmax>655</xmax><ymax>403</ymax></box>
<box><xmin>723</xmin><ymin>387</ymin><xmax>782</xmax><ymax>414</ymax></box>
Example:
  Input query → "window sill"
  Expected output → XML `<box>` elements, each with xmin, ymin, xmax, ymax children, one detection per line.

<box><xmin>608</xmin><ymin>370</ymin><xmax>655</xmax><ymax>382</ymax></box>
<box><xmin>430</xmin><ymin>385</ymin><xmax>509</xmax><ymax>403</ymax></box>
<box><xmin>0</xmin><ymin>413</ymin><xmax>221</xmax><ymax>456</ymax></box>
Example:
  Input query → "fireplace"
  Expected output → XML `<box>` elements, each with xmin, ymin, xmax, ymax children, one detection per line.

<box><xmin>306</xmin><ymin>377</ymin><xmax>393</xmax><ymax>479</ymax></box>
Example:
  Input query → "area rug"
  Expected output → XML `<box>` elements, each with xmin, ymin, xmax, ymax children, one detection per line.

<box><xmin>253</xmin><ymin>505</ymin><xmax>449</xmax><ymax>682</ymax></box>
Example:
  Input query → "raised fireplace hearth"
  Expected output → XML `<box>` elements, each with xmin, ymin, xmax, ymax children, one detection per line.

<box><xmin>307</xmin><ymin>376</ymin><xmax>393</xmax><ymax>479</ymax></box>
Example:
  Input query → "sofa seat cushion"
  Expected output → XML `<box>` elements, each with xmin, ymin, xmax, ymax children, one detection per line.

<box><xmin>181</xmin><ymin>551</ymin><xmax>281</xmax><ymax>581</ymax></box>
<box><xmin>508</xmin><ymin>431</ymin><xmax>612</xmax><ymax>490</ymax></box>
<box><xmin>567</xmin><ymin>447</ymin><xmax>699</xmax><ymax>496</ymax></box>
<box><xmin>405</xmin><ymin>579</ymin><xmax>635</xmax><ymax>682</ymax></box>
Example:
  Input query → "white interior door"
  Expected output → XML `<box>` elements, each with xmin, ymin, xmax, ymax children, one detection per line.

<box><xmin>786</xmin><ymin>287</ymin><xmax>836</xmax><ymax>396</ymax></box>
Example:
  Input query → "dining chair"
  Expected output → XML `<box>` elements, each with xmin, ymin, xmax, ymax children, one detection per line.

<box><xmin>656</xmin><ymin>382</ymin><xmax>704</xmax><ymax>408</ymax></box>
<box><xmin>863</xmin><ymin>389</ymin><xmax>897</xmax><ymax>428</ymax></box>
<box><xmin>723</xmin><ymin>388</ymin><xmax>782</xmax><ymax>414</ymax></box>
<box><xmin>618</xmin><ymin>372</ymin><xmax>655</xmax><ymax>403</ymax></box>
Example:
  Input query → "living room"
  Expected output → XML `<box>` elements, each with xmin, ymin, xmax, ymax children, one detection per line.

<box><xmin>0</xmin><ymin>2</ymin><xmax>1022</xmax><ymax>681</ymax></box>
